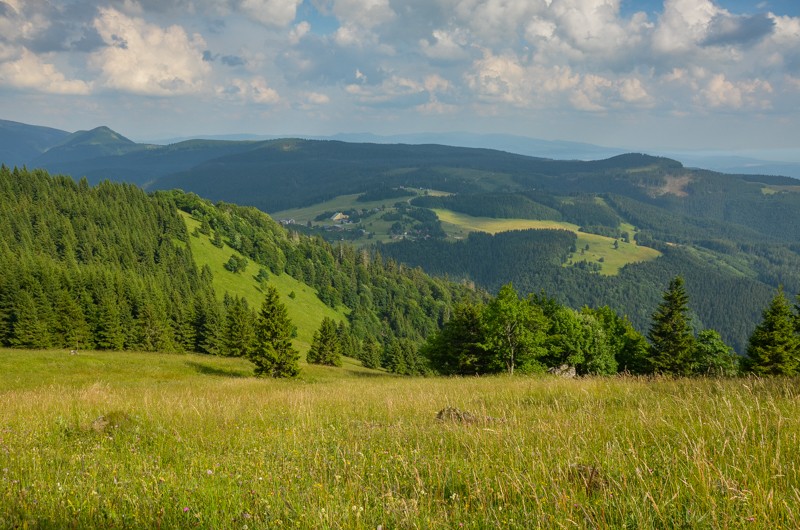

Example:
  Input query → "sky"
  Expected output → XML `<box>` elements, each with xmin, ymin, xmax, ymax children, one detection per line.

<box><xmin>1</xmin><ymin>0</ymin><xmax>799</xmax><ymax>151</ymax></box>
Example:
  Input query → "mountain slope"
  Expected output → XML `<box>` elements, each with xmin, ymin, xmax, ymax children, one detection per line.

<box><xmin>32</xmin><ymin>126</ymin><xmax>147</xmax><ymax>166</ymax></box>
<box><xmin>0</xmin><ymin>119</ymin><xmax>69</xmax><ymax>167</ymax></box>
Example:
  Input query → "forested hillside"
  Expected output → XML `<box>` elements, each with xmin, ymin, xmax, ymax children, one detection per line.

<box><xmin>5</xmin><ymin>128</ymin><xmax>800</xmax><ymax>356</ymax></box>
<box><xmin>0</xmin><ymin>167</ymin><xmax>480</xmax><ymax>374</ymax></box>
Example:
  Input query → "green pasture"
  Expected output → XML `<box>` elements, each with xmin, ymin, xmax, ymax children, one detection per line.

<box><xmin>434</xmin><ymin>209</ymin><xmax>661</xmax><ymax>275</ymax></box>
<box><xmin>1</xmin><ymin>349</ymin><xmax>798</xmax><ymax>529</ymax></box>
<box><xmin>180</xmin><ymin>212</ymin><xmax>346</xmax><ymax>352</ymax></box>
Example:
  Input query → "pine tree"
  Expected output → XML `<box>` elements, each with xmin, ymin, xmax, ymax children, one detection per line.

<box><xmin>745</xmin><ymin>289</ymin><xmax>799</xmax><ymax>375</ymax></box>
<box><xmin>223</xmin><ymin>295</ymin><xmax>255</xmax><ymax>357</ymax></box>
<box><xmin>648</xmin><ymin>276</ymin><xmax>696</xmax><ymax>375</ymax></box>
<box><xmin>358</xmin><ymin>337</ymin><xmax>383</xmax><ymax>369</ymax></box>
<box><xmin>250</xmin><ymin>285</ymin><xmax>299</xmax><ymax>377</ymax></box>
<box><xmin>307</xmin><ymin>317</ymin><xmax>342</xmax><ymax>366</ymax></box>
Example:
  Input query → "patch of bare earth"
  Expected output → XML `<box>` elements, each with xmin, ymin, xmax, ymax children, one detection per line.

<box><xmin>643</xmin><ymin>174</ymin><xmax>692</xmax><ymax>197</ymax></box>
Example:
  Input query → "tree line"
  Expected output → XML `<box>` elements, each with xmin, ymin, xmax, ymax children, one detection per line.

<box><xmin>422</xmin><ymin>277</ymin><xmax>799</xmax><ymax>377</ymax></box>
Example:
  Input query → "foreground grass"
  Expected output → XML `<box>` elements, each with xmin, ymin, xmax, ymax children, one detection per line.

<box><xmin>2</xmin><ymin>349</ymin><xmax>799</xmax><ymax>529</ymax></box>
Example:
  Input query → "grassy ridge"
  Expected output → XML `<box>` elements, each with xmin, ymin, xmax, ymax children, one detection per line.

<box><xmin>2</xmin><ymin>349</ymin><xmax>799</xmax><ymax>529</ymax></box>
<box><xmin>180</xmin><ymin>212</ymin><xmax>347</xmax><ymax>352</ymax></box>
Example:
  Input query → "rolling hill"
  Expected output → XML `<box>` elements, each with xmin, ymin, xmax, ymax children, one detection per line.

<box><xmin>3</xmin><ymin>120</ymin><xmax>800</xmax><ymax>353</ymax></box>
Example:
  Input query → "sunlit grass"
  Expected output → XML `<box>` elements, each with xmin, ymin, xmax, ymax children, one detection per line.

<box><xmin>434</xmin><ymin>209</ymin><xmax>661</xmax><ymax>275</ymax></box>
<box><xmin>180</xmin><ymin>211</ymin><xmax>347</xmax><ymax>352</ymax></box>
<box><xmin>2</xmin><ymin>349</ymin><xmax>798</xmax><ymax>529</ymax></box>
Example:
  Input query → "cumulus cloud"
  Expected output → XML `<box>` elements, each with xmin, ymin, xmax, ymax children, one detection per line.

<box><xmin>330</xmin><ymin>0</ymin><xmax>395</xmax><ymax>29</ymax></box>
<box><xmin>239</xmin><ymin>0</ymin><xmax>302</xmax><ymax>27</ymax></box>
<box><xmin>419</xmin><ymin>28</ymin><xmax>470</xmax><ymax>62</ymax></box>
<box><xmin>702</xmin><ymin>13</ymin><xmax>775</xmax><ymax>47</ymax></box>
<box><xmin>653</xmin><ymin>0</ymin><xmax>719</xmax><ymax>54</ymax></box>
<box><xmin>90</xmin><ymin>7</ymin><xmax>210</xmax><ymax>95</ymax></box>
<box><xmin>698</xmin><ymin>73</ymin><xmax>773</xmax><ymax>109</ymax></box>
<box><xmin>0</xmin><ymin>47</ymin><xmax>92</xmax><ymax>94</ymax></box>
<box><xmin>301</xmin><ymin>91</ymin><xmax>330</xmax><ymax>105</ymax></box>
<box><xmin>217</xmin><ymin>76</ymin><xmax>281</xmax><ymax>103</ymax></box>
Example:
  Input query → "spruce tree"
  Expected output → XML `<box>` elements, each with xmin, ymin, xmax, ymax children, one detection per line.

<box><xmin>307</xmin><ymin>317</ymin><xmax>342</xmax><ymax>366</ymax></box>
<box><xmin>647</xmin><ymin>276</ymin><xmax>695</xmax><ymax>376</ymax></box>
<box><xmin>745</xmin><ymin>289</ymin><xmax>799</xmax><ymax>375</ymax></box>
<box><xmin>223</xmin><ymin>295</ymin><xmax>255</xmax><ymax>357</ymax></box>
<box><xmin>250</xmin><ymin>285</ymin><xmax>299</xmax><ymax>377</ymax></box>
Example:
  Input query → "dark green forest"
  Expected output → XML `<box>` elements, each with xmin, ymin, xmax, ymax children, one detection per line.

<box><xmin>0</xmin><ymin>166</ymin><xmax>480</xmax><ymax>374</ymax></box>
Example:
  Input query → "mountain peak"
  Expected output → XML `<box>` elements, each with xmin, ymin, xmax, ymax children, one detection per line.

<box><xmin>33</xmin><ymin>125</ymin><xmax>144</xmax><ymax>166</ymax></box>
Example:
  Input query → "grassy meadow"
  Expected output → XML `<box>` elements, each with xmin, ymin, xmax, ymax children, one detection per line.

<box><xmin>433</xmin><ymin>209</ymin><xmax>661</xmax><ymax>276</ymax></box>
<box><xmin>181</xmin><ymin>212</ymin><xmax>347</xmax><ymax>352</ymax></box>
<box><xmin>2</xmin><ymin>349</ymin><xmax>799</xmax><ymax>529</ymax></box>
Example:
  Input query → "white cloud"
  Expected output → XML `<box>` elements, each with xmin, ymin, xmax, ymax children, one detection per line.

<box><xmin>0</xmin><ymin>48</ymin><xmax>91</xmax><ymax>94</ymax></box>
<box><xmin>419</xmin><ymin>28</ymin><xmax>470</xmax><ymax>62</ymax></box>
<box><xmin>466</xmin><ymin>50</ymin><xmax>530</xmax><ymax>106</ymax></box>
<box><xmin>653</xmin><ymin>0</ymin><xmax>719</xmax><ymax>54</ymax></box>
<box><xmin>698</xmin><ymin>74</ymin><xmax>772</xmax><ymax>109</ymax></box>
<box><xmin>303</xmin><ymin>91</ymin><xmax>330</xmax><ymax>105</ymax></box>
<box><xmin>345</xmin><ymin>74</ymin><xmax>423</xmax><ymax>105</ymax></box>
<box><xmin>239</xmin><ymin>0</ymin><xmax>302</xmax><ymax>27</ymax></box>
<box><xmin>289</xmin><ymin>21</ymin><xmax>311</xmax><ymax>44</ymax></box>
<box><xmin>90</xmin><ymin>7</ymin><xmax>210</xmax><ymax>96</ymax></box>
<box><xmin>330</xmin><ymin>0</ymin><xmax>395</xmax><ymax>29</ymax></box>
<box><xmin>218</xmin><ymin>76</ymin><xmax>281</xmax><ymax>104</ymax></box>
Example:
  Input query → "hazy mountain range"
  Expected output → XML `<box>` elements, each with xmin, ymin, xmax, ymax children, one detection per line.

<box><xmin>4</xmin><ymin>118</ymin><xmax>799</xmax><ymax>180</ymax></box>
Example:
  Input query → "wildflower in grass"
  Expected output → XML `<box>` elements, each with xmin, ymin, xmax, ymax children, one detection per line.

<box><xmin>183</xmin><ymin>507</ymin><xmax>190</xmax><ymax>513</ymax></box>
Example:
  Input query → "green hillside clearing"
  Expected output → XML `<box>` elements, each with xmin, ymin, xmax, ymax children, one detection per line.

<box><xmin>434</xmin><ymin>209</ymin><xmax>661</xmax><ymax>275</ymax></box>
<box><xmin>180</xmin><ymin>211</ymin><xmax>347</xmax><ymax>353</ymax></box>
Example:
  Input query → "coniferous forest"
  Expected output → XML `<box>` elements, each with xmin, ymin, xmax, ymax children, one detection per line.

<box><xmin>2</xmin><ymin>165</ymin><xmax>799</xmax><ymax>377</ymax></box>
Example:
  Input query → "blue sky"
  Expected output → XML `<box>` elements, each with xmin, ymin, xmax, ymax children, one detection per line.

<box><xmin>1</xmin><ymin>0</ymin><xmax>799</xmax><ymax>151</ymax></box>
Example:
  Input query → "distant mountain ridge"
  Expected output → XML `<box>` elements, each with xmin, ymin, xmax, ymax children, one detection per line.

<box><xmin>3</xmin><ymin>118</ymin><xmax>799</xmax><ymax>179</ymax></box>
<box><xmin>0</xmin><ymin>119</ymin><xmax>70</xmax><ymax>167</ymax></box>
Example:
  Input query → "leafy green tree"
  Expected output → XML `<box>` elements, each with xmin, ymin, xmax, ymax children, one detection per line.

<box><xmin>250</xmin><ymin>286</ymin><xmax>299</xmax><ymax>378</ymax></box>
<box><xmin>575</xmin><ymin>312</ymin><xmax>617</xmax><ymax>375</ymax></box>
<box><xmin>422</xmin><ymin>302</ymin><xmax>491</xmax><ymax>375</ymax></box>
<box><xmin>585</xmin><ymin>306</ymin><xmax>650</xmax><ymax>374</ymax></box>
<box><xmin>224</xmin><ymin>254</ymin><xmax>248</xmax><ymax>273</ymax></box>
<box><xmin>383</xmin><ymin>338</ymin><xmax>428</xmax><ymax>375</ymax></box>
<box><xmin>307</xmin><ymin>317</ymin><xmax>342</xmax><ymax>366</ymax></box>
<box><xmin>744</xmin><ymin>289</ymin><xmax>799</xmax><ymax>375</ymax></box>
<box><xmin>648</xmin><ymin>276</ymin><xmax>696</xmax><ymax>375</ymax></box>
<box><xmin>693</xmin><ymin>329</ymin><xmax>739</xmax><ymax>376</ymax></box>
<box><xmin>538</xmin><ymin>303</ymin><xmax>616</xmax><ymax>375</ymax></box>
<box><xmin>483</xmin><ymin>283</ymin><xmax>547</xmax><ymax>375</ymax></box>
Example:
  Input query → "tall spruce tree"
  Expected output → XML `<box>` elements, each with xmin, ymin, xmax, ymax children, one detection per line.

<box><xmin>307</xmin><ymin>317</ymin><xmax>342</xmax><ymax>366</ymax></box>
<box><xmin>647</xmin><ymin>276</ymin><xmax>695</xmax><ymax>375</ymax></box>
<box><xmin>250</xmin><ymin>285</ymin><xmax>299</xmax><ymax>378</ymax></box>
<box><xmin>744</xmin><ymin>289</ymin><xmax>799</xmax><ymax>375</ymax></box>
